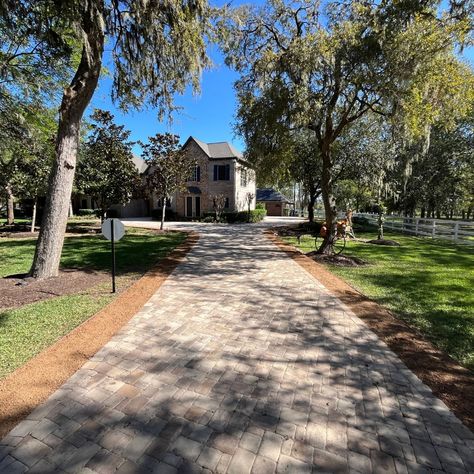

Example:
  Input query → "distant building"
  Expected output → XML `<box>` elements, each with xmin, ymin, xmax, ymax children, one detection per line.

<box><xmin>256</xmin><ymin>188</ymin><xmax>293</xmax><ymax>216</ymax></box>
<box><xmin>73</xmin><ymin>136</ymin><xmax>256</xmax><ymax>219</ymax></box>
<box><xmin>170</xmin><ymin>136</ymin><xmax>256</xmax><ymax>218</ymax></box>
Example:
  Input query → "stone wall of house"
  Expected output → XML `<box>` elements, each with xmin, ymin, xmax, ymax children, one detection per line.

<box><xmin>175</xmin><ymin>140</ymin><xmax>235</xmax><ymax>217</ymax></box>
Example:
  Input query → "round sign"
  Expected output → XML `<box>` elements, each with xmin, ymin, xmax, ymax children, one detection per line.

<box><xmin>101</xmin><ymin>218</ymin><xmax>125</xmax><ymax>241</ymax></box>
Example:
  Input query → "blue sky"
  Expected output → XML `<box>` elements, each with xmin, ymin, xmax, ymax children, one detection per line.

<box><xmin>87</xmin><ymin>2</ymin><xmax>473</xmax><ymax>156</ymax></box>
<box><xmin>90</xmin><ymin>45</ymin><xmax>242</xmax><ymax>155</ymax></box>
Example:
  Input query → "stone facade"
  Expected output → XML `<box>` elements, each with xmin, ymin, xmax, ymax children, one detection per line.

<box><xmin>172</xmin><ymin>137</ymin><xmax>256</xmax><ymax>218</ymax></box>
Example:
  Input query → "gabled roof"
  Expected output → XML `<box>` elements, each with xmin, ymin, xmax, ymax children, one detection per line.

<box><xmin>132</xmin><ymin>155</ymin><xmax>148</xmax><ymax>174</ymax></box>
<box><xmin>257</xmin><ymin>188</ymin><xmax>292</xmax><ymax>203</ymax></box>
<box><xmin>184</xmin><ymin>136</ymin><xmax>243</xmax><ymax>160</ymax></box>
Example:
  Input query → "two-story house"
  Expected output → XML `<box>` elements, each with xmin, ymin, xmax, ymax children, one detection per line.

<box><xmin>171</xmin><ymin>136</ymin><xmax>256</xmax><ymax>218</ymax></box>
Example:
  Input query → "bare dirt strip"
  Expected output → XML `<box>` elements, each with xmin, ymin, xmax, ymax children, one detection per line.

<box><xmin>265</xmin><ymin>229</ymin><xmax>474</xmax><ymax>433</ymax></box>
<box><xmin>0</xmin><ymin>232</ymin><xmax>199</xmax><ymax>439</ymax></box>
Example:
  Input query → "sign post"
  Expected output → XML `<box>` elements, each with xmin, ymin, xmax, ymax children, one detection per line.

<box><xmin>101</xmin><ymin>218</ymin><xmax>125</xmax><ymax>293</ymax></box>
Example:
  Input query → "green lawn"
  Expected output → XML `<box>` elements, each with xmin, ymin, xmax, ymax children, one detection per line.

<box><xmin>284</xmin><ymin>230</ymin><xmax>474</xmax><ymax>370</ymax></box>
<box><xmin>0</xmin><ymin>228</ymin><xmax>185</xmax><ymax>378</ymax></box>
<box><xmin>0</xmin><ymin>227</ymin><xmax>185</xmax><ymax>277</ymax></box>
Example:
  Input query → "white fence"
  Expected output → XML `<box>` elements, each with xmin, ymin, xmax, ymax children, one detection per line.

<box><xmin>312</xmin><ymin>211</ymin><xmax>474</xmax><ymax>244</ymax></box>
<box><xmin>354</xmin><ymin>213</ymin><xmax>474</xmax><ymax>244</ymax></box>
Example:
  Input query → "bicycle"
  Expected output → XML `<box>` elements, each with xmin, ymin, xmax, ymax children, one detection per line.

<box><xmin>314</xmin><ymin>220</ymin><xmax>354</xmax><ymax>255</ymax></box>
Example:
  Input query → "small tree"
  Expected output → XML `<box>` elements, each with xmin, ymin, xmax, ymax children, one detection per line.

<box><xmin>142</xmin><ymin>133</ymin><xmax>195</xmax><ymax>230</ymax></box>
<box><xmin>76</xmin><ymin>110</ymin><xmax>140</xmax><ymax>222</ymax></box>
<box><xmin>211</xmin><ymin>194</ymin><xmax>226</xmax><ymax>222</ymax></box>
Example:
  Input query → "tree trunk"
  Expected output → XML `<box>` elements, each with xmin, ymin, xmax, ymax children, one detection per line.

<box><xmin>307</xmin><ymin>189</ymin><xmax>317</xmax><ymax>223</ymax></box>
<box><xmin>317</xmin><ymin>142</ymin><xmax>337</xmax><ymax>254</ymax></box>
<box><xmin>31</xmin><ymin>197</ymin><xmax>37</xmax><ymax>233</ymax></box>
<box><xmin>6</xmin><ymin>184</ymin><xmax>14</xmax><ymax>225</ymax></box>
<box><xmin>307</xmin><ymin>201</ymin><xmax>314</xmax><ymax>222</ymax></box>
<box><xmin>69</xmin><ymin>199</ymin><xmax>74</xmax><ymax>217</ymax></box>
<box><xmin>378</xmin><ymin>207</ymin><xmax>385</xmax><ymax>240</ymax></box>
<box><xmin>160</xmin><ymin>200</ymin><xmax>166</xmax><ymax>230</ymax></box>
<box><xmin>421</xmin><ymin>207</ymin><xmax>426</xmax><ymax>218</ymax></box>
<box><xmin>30</xmin><ymin>16</ymin><xmax>104</xmax><ymax>278</ymax></box>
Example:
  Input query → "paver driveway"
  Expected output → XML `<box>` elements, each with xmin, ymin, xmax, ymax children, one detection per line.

<box><xmin>1</xmin><ymin>222</ymin><xmax>473</xmax><ymax>473</ymax></box>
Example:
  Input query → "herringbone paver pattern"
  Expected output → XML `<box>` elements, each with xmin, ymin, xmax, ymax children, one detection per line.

<box><xmin>1</xmin><ymin>224</ymin><xmax>473</xmax><ymax>473</ymax></box>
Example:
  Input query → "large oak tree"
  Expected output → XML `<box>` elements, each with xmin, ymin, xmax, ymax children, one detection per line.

<box><xmin>220</xmin><ymin>0</ymin><xmax>473</xmax><ymax>253</ymax></box>
<box><xmin>0</xmin><ymin>0</ymin><xmax>210</xmax><ymax>278</ymax></box>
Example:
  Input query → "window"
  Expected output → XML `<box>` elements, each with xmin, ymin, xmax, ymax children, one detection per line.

<box><xmin>224</xmin><ymin>197</ymin><xmax>230</xmax><ymax>208</ymax></box>
<box><xmin>213</xmin><ymin>164</ymin><xmax>230</xmax><ymax>181</ymax></box>
<box><xmin>189</xmin><ymin>165</ymin><xmax>200</xmax><ymax>182</ymax></box>
<box><xmin>240</xmin><ymin>168</ymin><xmax>248</xmax><ymax>187</ymax></box>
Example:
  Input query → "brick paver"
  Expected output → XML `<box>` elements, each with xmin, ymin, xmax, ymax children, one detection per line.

<box><xmin>1</xmin><ymin>223</ymin><xmax>473</xmax><ymax>473</ymax></box>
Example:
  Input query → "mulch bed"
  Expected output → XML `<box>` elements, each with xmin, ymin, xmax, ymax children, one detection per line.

<box><xmin>266</xmin><ymin>229</ymin><xmax>474</xmax><ymax>433</ymax></box>
<box><xmin>306</xmin><ymin>251</ymin><xmax>368</xmax><ymax>267</ymax></box>
<box><xmin>0</xmin><ymin>231</ymin><xmax>199</xmax><ymax>440</ymax></box>
<box><xmin>0</xmin><ymin>270</ymin><xmax>108</xmax><ymax>311</ymax></box>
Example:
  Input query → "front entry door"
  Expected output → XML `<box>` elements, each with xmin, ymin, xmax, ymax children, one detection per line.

<box><xmin>195</xmin><ymin>197</ymin><xmax>201</xmax><ymax>217</ymax></box>
<box><xmin>186</xmin><ymin>196</ymin><xmax>193</xmax><ymax>217</ymax></box>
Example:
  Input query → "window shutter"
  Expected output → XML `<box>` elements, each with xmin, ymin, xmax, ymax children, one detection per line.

<box><xmin>213</xmin><ymin>165</ymin><xmax>217</xmax><ymax>181</ymax></box>
<box><xmin>197</xmin><ymin>166</ymin><xmax>201</xmax><ymax>182</ymax></box>
<box><xmin>225</xmin><ymin>164</ymin><xmax>230</xmax><ymax>180</ymax></box>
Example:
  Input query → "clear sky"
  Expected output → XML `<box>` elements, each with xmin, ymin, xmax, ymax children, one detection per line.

<box><xmin>87</xmin><ymin>2</ymin><xmax>473</xmax><ymax>157</ymax></box>
<box><xmin>89</xmin><ymin>46</ymin><xmax>243</xmax><ymax>155</ymax></box>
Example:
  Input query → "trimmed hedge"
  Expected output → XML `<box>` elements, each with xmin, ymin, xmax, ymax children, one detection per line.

<box><xmin>200</xmin><ymin>209</ymin><xmax>267</xmax><ymax>223</ymax></box>
<box><xmin>224</xmin><ymin>208</ymin><xmax>267</xmax><ymax>223</ymax></box>
<box><xmin>77</xmin><ymin>209</ymin><xmax>100</xmax><ymax>217</ymax></box>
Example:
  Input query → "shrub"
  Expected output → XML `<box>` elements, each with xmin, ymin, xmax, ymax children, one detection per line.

<box><xmin>224</xmin><ymin>208</ymin><xmax>267</xmax><ymax>223</ymax></box>
<box><xmin>77</xmin><ymin>208</ymin><xmax>100</xmax><ymax>217</ymax></box>
<box><xmin>151</xmin><ymin>208</ymin><xmax>177</xmax><ymax>221</ymax></box>
<box><xmin>200</xmin><ymin>216</ymin><xmax>215</xmax><ymax>223</ymax></box>
<box><xmin>255</xmin><ymin>202</ymin><xmax>265</xmax><ymax>210</ymax></box>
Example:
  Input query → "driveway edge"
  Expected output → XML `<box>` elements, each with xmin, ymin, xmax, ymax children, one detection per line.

<box><xmin>0</xmin><ymin>231</ymin><xmax>199</xmax><ymax>440</ymax></box>
<box><xmin>265</xmin><ymin>229</ymin><xmax>474</xmax><ymax>433</ymax></box>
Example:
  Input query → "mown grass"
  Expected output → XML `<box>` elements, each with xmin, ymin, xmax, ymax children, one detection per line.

<box><xmin>0</xmin><ymin>294</ymin><xmax>112</xmax><ymax>379</ymax></box>
<box><xmin>0</xmin><ymin>228</ymin><xmax>185</xmax><ymax>378</ymax></box>
<box><xmin>284</xmin><ymin>229</ymin><xmax>474</xmax><ymax>370</ymax></box>
<box><xmin>0</xmin><ymin>227</ymin><xmax>185</xmax><ymax>277</ymax></box>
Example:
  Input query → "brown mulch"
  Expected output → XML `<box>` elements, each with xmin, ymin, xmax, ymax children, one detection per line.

<box><xmin>306</xmin><ymin>251</ymin><xmax>368</xmax><ymax>267</ymax></box>
<box><xmin>0</xmin><ymin>270</ymin><xmax>108</xmax><ymax>311</ymax></box>
<box><xmin>266</xmin><ymin>229</ymin><xmax>474</xmax><ymax>432</ymax></box>
<box><xmin>0</xmin><ymin>231</ymin><xmax>199</xmax><ymax>439</ymax></box>
<box><xmin>367</xmin><ymin>238</ymin><xmax>401</xmax><ymax>246</ymax></box>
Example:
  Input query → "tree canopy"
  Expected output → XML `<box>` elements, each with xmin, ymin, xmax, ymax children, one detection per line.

<box><xmin>76</xmin><ymin>109</ymin><xmax>140</xmax><ymax>221</ymax></box>
<box><xmin>220</xmin><ymin>0</ymin><xmax>474</xmax><ymax>252</ymax></box>
<box><xmin>0</xmin><ymin>0</ymin><xmax>212</xmax><ymax>278</ymax></box>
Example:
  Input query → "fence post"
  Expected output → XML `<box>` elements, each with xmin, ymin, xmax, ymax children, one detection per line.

<box><xmin>453</xmin><ymin>222</ymin><xmax>459</xmax><ymax>241</ymax></box>
<box><xmin>415</xmin><ymin>218</ymin><xmax>419</xmax><ymax>236</ymax></box>
<box><xmin>431</xmin><ymin>220</ymin><xmax>436</xmax><ymax>238</ymax></box>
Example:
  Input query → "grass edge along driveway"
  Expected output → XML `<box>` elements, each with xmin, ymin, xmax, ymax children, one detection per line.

<box><xmin>0</xmin><ymin>229</ymin><xmax>185</xmax><ymax>379</ymax></box>
<box><xmin>284</xmin><ymin>231</ymin><xmax>474</xmax><ymax>370</ymax></box>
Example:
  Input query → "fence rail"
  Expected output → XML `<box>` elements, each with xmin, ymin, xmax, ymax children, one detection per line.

<box><xmin>312</xmin><ymin>211</ymin><xmax>474</xmax><ymax>244</ymax></box>
<box><xmin>355</xmin><ymin>213</ymin><xmax>474</xmax><ymax>244</ymax></box>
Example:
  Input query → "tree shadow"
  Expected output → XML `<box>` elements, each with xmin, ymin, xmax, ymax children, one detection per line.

<box><xmin>1</xmin><ymin>224</ymin><xmax>473</xmax><ymax>473</ymax></box>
